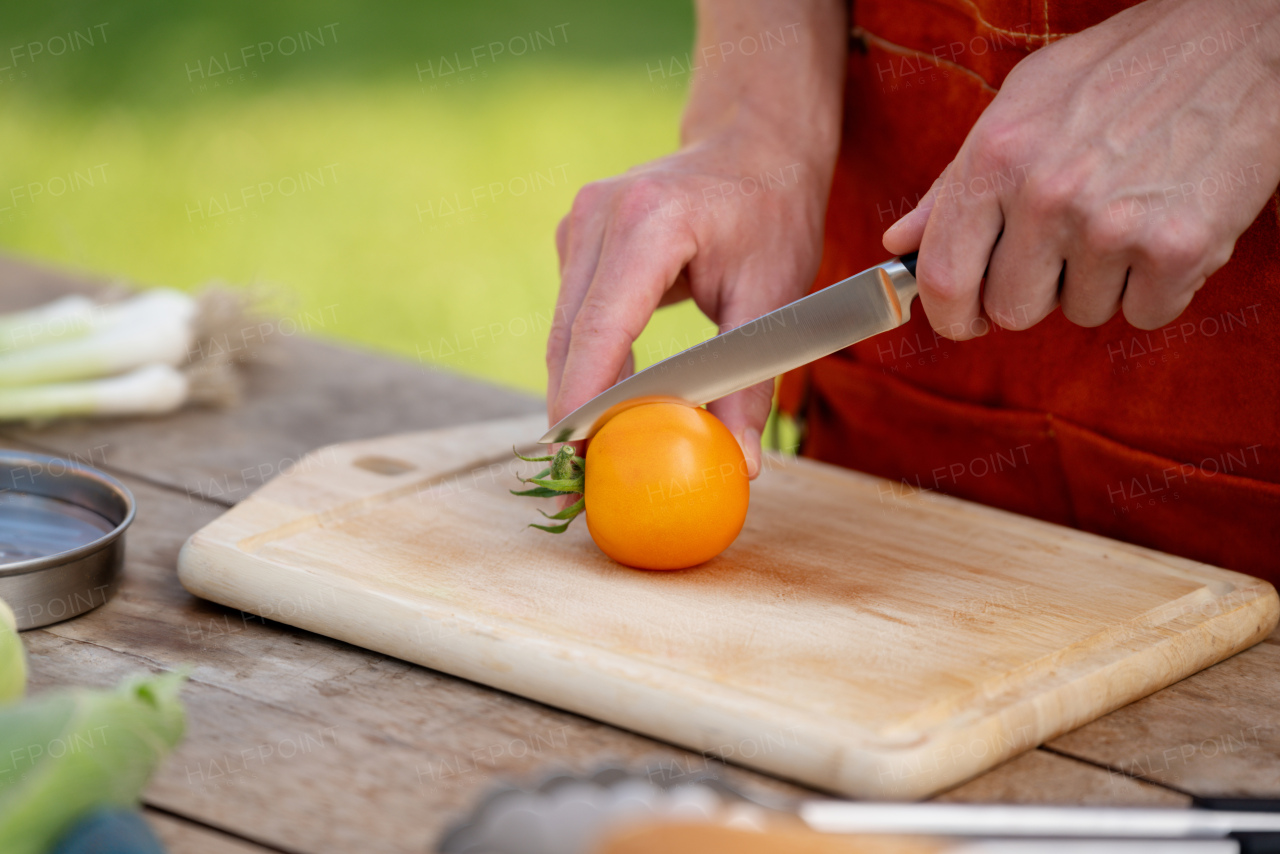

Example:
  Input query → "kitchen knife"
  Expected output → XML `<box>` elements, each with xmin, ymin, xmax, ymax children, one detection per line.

<box><xmin>440</xmin><ymin>768</ymin><xmax>1280</xmax><ymax>854</ymax></box>
<box><xmin>801</xmin><ymin>798</ymin><xmax>1280</xmax><ymax>844</ymax></box>
<box><xmin>540</xmin><ymin>251</ymin><xmax>920</xmax><ymax>443</ymax></box>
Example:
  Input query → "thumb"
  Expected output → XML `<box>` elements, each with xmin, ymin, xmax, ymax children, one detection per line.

<box><xmin>882</xmin><ymin>164</ymin><xmax>953</xmax><ymax>256</ymax></box>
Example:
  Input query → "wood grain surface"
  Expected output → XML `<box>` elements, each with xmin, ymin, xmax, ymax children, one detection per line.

<box><xmin>2</xmin><ymin>255</ymin><xmax>1275</xmax><ymax>853</ymax></box>
<box><xmin>178</xmin><ymin>414</ymin><xmax>1278</xmax><ymax>799</ymax></box>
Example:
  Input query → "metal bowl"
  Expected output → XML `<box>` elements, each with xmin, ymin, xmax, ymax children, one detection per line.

<box><xmin>0</xmin><ymin>450</ymin><xmax>135</xmax><ymax>630</ymax></box>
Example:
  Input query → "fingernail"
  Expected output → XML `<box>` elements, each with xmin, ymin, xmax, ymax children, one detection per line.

<box><xmin>737</xmin><ymin>427</ymin><xmax>761</xmax><ymax>479</ymax></box>
<box><xmin>885</xmin><ymin>214</ymin><xmax>910</xmax><ymax>234</ymax></box>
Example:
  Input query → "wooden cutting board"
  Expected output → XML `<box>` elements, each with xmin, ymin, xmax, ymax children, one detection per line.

<box><xmin>177</xmin><ymin>414</ymin><xmax>1278</xmax><ymax>799</ymax></box>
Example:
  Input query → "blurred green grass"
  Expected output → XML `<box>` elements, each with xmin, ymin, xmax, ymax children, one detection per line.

<box><xmin>0</xmin><ymin>1</ymin><xmax>722</xmax><ymax>393</ymax></box>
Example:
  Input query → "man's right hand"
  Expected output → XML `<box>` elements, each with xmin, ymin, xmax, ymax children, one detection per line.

<box><xmin>546</xmin><ymin>0</ymin><xmax>848</xmax><ymax>478</ymax></box>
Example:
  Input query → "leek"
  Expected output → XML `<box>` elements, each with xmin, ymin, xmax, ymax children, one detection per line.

<box><xmin>0</xmin><ymin>364</ymin><xmax>188</xmax><ymax>421</ymax></box>
<box><xmin>0</xmin><ymin>362</ymin><xmax>238</xmax><ymax>422</ymax></box>
<box><xmin>0</xmin><ymin>671</ymin><xmax>186</xmax><ymax>854</ymax></box>
<box><xmin>0</xmin><ymin>287</ymin><xmax>251</xmax><ymax>421</ymax></box>
<box><xmin>0</xmin><ymin>599</ymin><xmax>24</xmax><ymax>705</ymax></box>
<box><xmin>0</xmin><ymin>297</ymin><xmax>96</xmax><ymax>353</ymax></box>
<box><xmin>0</xmin><ymin>290</ymin><xmax>197</xmax><ymax>386</ymax></box>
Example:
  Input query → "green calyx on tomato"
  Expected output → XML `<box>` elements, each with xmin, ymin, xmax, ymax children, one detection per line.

<box><xmin>510</xmin><ymin>444</ymin><xmax>585</xmax><ymax>533</ymax></box>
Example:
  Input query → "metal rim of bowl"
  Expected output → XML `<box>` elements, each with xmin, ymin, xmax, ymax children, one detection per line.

<box><xmin>0</xmin><ymin>449</ymin><xmax>135</xmax><ymax>577</ymax></box>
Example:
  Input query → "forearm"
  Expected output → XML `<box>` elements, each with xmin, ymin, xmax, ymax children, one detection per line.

<box><xmin>681</xmin><ymin>0</ymin><xmax>848</xmax><ymax>171</ymax></box>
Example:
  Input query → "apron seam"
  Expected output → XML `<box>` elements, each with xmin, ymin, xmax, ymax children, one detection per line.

<box><xmin>853</xmin><ymin>25</ymin><xmax>1001</xmax><ymax>94</ymax></box>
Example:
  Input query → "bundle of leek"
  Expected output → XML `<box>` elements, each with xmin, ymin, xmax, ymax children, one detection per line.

<box><xmin>0</xmin><ymin>289</ymin><xmax>244</xmax><ymax>423</ymax></box>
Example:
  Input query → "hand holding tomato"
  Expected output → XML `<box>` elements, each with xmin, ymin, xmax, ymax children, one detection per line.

<box><xmin>546</xmin><ymin>0</ymin><xmax>849</xmax><ymax>479</ymax></box>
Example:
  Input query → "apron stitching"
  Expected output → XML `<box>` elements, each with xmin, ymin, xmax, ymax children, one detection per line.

<box><xmin>857</xmin><ymin>26</ymin><xmax>1001</xmax><ymax>94</ymax></box>
<box><xmin>948</xmin><ymin>0</ymin><xmax>1075</xmax><ymax>40</ymax></box>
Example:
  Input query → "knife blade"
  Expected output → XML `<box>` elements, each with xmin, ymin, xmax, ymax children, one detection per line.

<box><xmin>540</xmin><ymin>252</ymin><xmax>920</xmax><ymax>443</ymax></box>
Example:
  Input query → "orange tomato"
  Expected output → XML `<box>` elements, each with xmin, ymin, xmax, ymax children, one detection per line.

<box><xmin>584</xmin><ymin>402</ymin><xmax>750</xmax><ymax>570</ymax></box>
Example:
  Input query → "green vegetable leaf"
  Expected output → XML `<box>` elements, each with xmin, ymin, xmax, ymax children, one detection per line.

<box><xmin>538</xmin><ymin>497</ymin><xmax>585</xmax><ymax>521</ymax></box>
<box><xmin>526</xmin><ymin>477</ymin><xmax>584</xmax><ymax>494</ymax></box>
<box><xmin>0</xmin><ymin>599</ymin><xmax>25</xmax><ymax>706</ymax></box>
<box><xmin>512</xmin><ymin>447</ymin><xmax>555</xmax><ymax>463</ymax></box>
<box><xmin>514</xmin><ymin>467</ymin><xmax>551</xmax><ymax>484</ymax></box>
<box><xmin>0</xmin><ymin>670</ymin><xmax>187</xmax><ymax>854</ymax></box>
<box><xmin>509</xmin><ymin>486</ymin><xmax>562</xmax><ymax>499</ymax></box>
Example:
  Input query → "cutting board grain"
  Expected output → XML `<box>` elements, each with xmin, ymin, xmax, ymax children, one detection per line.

<box><xmin>177</xmin><ymin>414</ymin><xmax>1278</xmax><ymax>799</ymax></box>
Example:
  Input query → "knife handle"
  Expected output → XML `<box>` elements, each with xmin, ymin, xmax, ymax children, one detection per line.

<box><xmin>1192</xmin><ymin>797</ymin><xmax>1280</xmax><ymax>854</ymax></box>
<box><xmin>898</xmin><ymin>251</ymin><xmax>918</xmax><ymax>278</ymax></box>
<box><xmin>1192</xmin><ymin>796</ymin><xmax>1280</xmax><ymax>813</ymax></box>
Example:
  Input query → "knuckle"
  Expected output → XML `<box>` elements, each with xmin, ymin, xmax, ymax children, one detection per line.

<box><xmin>1205</xmin><ymin>243</ymin><xmax>1235</xmax><ymax>276</ymax></box>
<box><xmin>568</xmin><ymin>181</ymin><xmax>607</xmax><ymax>228</ymax></box>
<box><xmin>545</xmin><ymin>316</ymin><xmax>573</xmax><ymax>361</ymax></box>
<box><xmin>1082</xmin><ymin>214</ymin><xmax>1133</xmax><ymax>255</ymax></box>
<box><xmin>569</xmin><ymin>304</ymin><xmax>602</xmax><ymax>340</ymax></box>
<box><xmin>1023</xmin><ymin>170</ymin><xmax>1083</xmax><ymax>219</ymax></box>
<box><xmin>1141</xmin><ymin>219</ymin><xmax>1212</xmax><ymax>275</ymax></box>
<box><xmin>916</xmin><ymin>260</ymin><xmax>966</xmax><ymax>306</ymax></box>
<box><xmin>1140</xmin><ymin>248</ymin><xmax>1190</xmax><ymax>285</ymax></box>
<box><xmin>569</xmin><ymin>295</ymin><xmax>625</xmax><ymax>343</ymax></box>
<box><xmin>970</xmin><ymin>119</ymin><xmax>1024</xmax><ymax>172</ymax></box>
<box><xmin>1170</xmin><ymin>222</ymin><xmax>1213</xmax><ymax>263</ymax></box>
<box><xmin>613</xmin><ymin>177</ymin><xmax>667</xmax><ymax>225</ymax></box>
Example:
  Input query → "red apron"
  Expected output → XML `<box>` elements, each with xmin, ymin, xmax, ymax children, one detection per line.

<box><xmin>779</xmin><ymin>0</ymin><xmax>1280</xmax><ymax>580</ymax></box>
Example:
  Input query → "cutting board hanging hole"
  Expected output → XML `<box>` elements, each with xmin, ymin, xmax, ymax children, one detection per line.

<box><xmin>352</xmin><ymin>455</ymin><xmax>416</xmax><ymax>476</ymax></box>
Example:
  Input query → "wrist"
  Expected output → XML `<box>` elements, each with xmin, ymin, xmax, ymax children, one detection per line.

<box><xmin>677</xmin><ymin>0</ymin><xmax>846</xmax><ymax>183</ymax></box>
<box><xmin>1148</xmin><ymin>0</ymin><xmax>1280</xmax><ymax>80</ymax></box>
<box><xmin>681</xmin><ymin>108</ymin><xmax>841</xmax><ymax>194</ymax></box>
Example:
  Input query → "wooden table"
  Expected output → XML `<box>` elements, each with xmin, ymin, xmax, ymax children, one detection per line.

<box><xmin>4</xmin><ymin>256</ymin><xmax>1277</xmax><ymax>854</ymax></box>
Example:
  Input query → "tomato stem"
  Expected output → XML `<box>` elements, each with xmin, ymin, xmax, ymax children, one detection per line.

<box><xmin>511</xmin><ymin>445</ymin><xmax>584</xmax><ymax>533</ymax></box>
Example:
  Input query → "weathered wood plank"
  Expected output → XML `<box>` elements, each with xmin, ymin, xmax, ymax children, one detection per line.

<box><xmin>1047</xmin><ymin>627</ymin><xmax>1280</xmax><ymax>796</ymax></box>
<box><xmin>145</xmin><ymin>810</ymin><xmax>277</xmax><ymax>854</ymax></box>
<box><xmin>14</xmin><ymin>452</ymin><xmax>1175</xmax><ymax>853</ymax></box>
<box><xmin>27</xmin><ymin>620</ymin><xmax>822</xmax><ymax>854</ymax></box>
<box><xmin>26</xmin><ymin>631</ymin><xmax>433</xmax><ymax>854</ymax></box>
<box><xmin>31</xmin><ymin>625</ymin><xmax>1183</xmax><ymax>854</ymax></box>
<box><xmin>0</xmin><ymin>255</ymin><xmax>543</xmax><ymax>503</ymax></box>
<box><xmin>936</xmin><ymin>748</ymin><xmax>1188</xmax><ymax>806</ymax></box>
<box><xmin>16</xmin><ymin>462</ymin><xmax>810</xmax><ymax>852</ymax></box>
